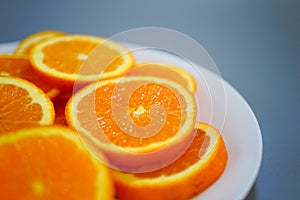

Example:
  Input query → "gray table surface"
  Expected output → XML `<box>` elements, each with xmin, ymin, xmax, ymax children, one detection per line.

<box><xmin>1</xmin><ymin>0</ymin><xmax>299</xmax><ymax>199</ymax></box>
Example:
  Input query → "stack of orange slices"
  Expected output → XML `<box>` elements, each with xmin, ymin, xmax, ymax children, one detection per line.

<box><xmin>0</xmin><ymin>30</ymin><xmax>228</xmax><ymax>199</ymax></box>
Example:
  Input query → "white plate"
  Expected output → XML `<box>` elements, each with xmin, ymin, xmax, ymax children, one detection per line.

<box><xmin>0</xmin><ymin>42</ymin><xmax>262</xmax><ymax>200</ymax></box>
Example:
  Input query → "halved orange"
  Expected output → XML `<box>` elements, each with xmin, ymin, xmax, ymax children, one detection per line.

<box><xmin>0</xmin><ymin>126</ymin><xmax>115</xmax><ymax>200</ymax></box>
<box><xmin>127</xmin><ymin>62</ymin><xmax>197</xmax><ymax>93</ymax></box>
<box><xmin>30</xmin><ymin>35</ymin><xmax>135</xmax><ymax>92</ymax></box>
<box><xmin>113</xmin><ymin>122</ymin><xmax>228</xmax><ymax>200</ymax></box>
<box><xmin>65</xmin><ymin>76</ymin><xmax>197</xmax><ymax>171</ymax></box>
<box><xmin>0</xmin><ymin>77</ymin><xmax>55</xmax><ymax>134</ymax></box>
<box><xmin>0</xmin><ymin>54</ymin><xmax>60</xmax><ymax>99</ymax></box>
<box><xmin>14</xmin><ymin>30</ymin><xmax>66</xmax><ymax>56</ymax></box>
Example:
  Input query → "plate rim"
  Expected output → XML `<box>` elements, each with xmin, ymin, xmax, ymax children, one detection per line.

<box><xmin>221</xmin><ymin>76</ymin><xmax>263</xmax><ymax>200</ymax></box>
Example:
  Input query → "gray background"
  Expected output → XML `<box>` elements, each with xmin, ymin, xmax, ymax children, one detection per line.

<box><xmin>0</xmin><ymin>0</ymin><xmax>299</xmax><ymax>199</ymax></box>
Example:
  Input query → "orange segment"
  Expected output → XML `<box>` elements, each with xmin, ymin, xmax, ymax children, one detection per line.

<box><xmin>0</xmin><ymin>126</ymin><xmax>115</xmax><ymax>200</ymax></box>
<box><xmin>30</xmin><ymin>35</ymin><xmax>135</xmax><ymax>92</ymax></box>
<box><xmin>128</xmin><ymin>62</ymin><xmax>197</xmax><ymax>93</ymax></box>
<box><xmin>14</xmin><ymin>30</ymin><xmax>66</xmax><ymax>56</ymax></box>
<box><xmin>0</xmin><ymin>77</ymin><xmax>54</xmax><ymax>134</ymax></box>
<box><xmin>113</xmin><ymin>123</ymin><xmax>228</xmax><ymax>200</ymax></box>
<box><xmin>0</xmin><ymin>55</ymin><xmax>60</xmax><ymax>99</ymax></box>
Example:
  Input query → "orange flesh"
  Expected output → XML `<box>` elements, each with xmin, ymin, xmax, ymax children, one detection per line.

<box><xmin>0</xmin><ymin>57</ymin><xmax>55</xmax><ymax>93</ymax></box>
<box><xmin>53</xmin><ymin>93</ymin><xmax>72</xmax><ymax>126</ymax></box>
<box><xmin>135</xmin><ymin>128</ymin><xmax>210</xmax><ymax>177</ymax></box>
<box><xmin>0</xmin><ymin>134</ymin><xmax>99</xmax><ymax>199</ymax></box>
<box><xmin>88</xmin><ymin>44</ymin><xmax>125</xmax><ymax>73</ymax></box>
<box><xmin>23</xmin><ymin>44</ymin><xmax>38</xmax><ymax>55</ymax></box>
<box><xmin>24</xmin><ymin>48</ymin><xmax>33</xmax><ymax>55</ymax></box>
<box><xmin>77</xmin><ymin>81</ymin><xmax>184</xmax><ymax>148</ymax></box>
<box><xmin>42</xmin><ymin>40</ymin><xmax>124</xmax><ymax>75</ymax></box>
<box><xmin>0</xmin><ymin>84</ymin><xmax>43</xmax><ymax>134</ymax></box>
<box><xmin>21</xmin><ymin>33</ymin><xmax>66</xmax><ymax>55</ymax></box>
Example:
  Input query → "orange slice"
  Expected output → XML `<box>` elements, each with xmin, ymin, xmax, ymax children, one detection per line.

<box><xmin>0</xmin><ymin>126</ymin><xmax>115</xmax><ymax>200</ymax></box>
<box><xmin>128</xmin><ymin>62</ymin><xmax>197</xmax><ymax>93</ymax></box>
<box><xmin>0</xmin><ymin>55</ymin><xmax>60</xmax><ymax>99</ymax></box>
<box><xmin>0</xmin><ymin>77</ymin><xmax>55</xmax><ymax>134</ymax></box>
<box><xmin>14</xmin><ymin>30</ymin><xmax>66</xmax><ymax>56</ymax></box>
<box><xmin>113</xmin><ymin>122</ymin><xmax>228</xmax><ymax>200</ymax></box>
<box><xmin>30</xmin><ymin>35</ymin><xmax>135</xmax><ymax>92</ymax></box>
<box><xmin>65</xmin><ymin>76</ymin><xmax>197</xmax><ymax>171</ymax></box>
